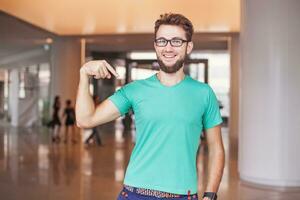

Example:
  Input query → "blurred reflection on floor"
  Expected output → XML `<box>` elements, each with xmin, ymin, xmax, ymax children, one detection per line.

<box><xmin>0</xmin><ymin>119</ymin><xmax>299</xmax><ymax>200</ymax></box>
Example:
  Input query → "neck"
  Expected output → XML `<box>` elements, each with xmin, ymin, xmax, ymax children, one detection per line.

<box><xmin>157</xmin><ymin>68</ymin><xmax>185</xmax><ymax>87</ymax></box>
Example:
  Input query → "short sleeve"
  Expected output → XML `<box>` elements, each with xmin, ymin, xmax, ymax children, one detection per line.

<box><xmin>203</xmin><ymin>85</ymin><xmax>223</xmax><ymax>129</ymax></box>
<box><xmin>108</xmin><ymin>87</ymin><xmax>132</xmax><ymax>116</ymax></box>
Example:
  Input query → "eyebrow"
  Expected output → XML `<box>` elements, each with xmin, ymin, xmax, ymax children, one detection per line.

<box><xmin>156</xmin><ymin>37</ymin><xmax>186</xmax><ymax>40</ymax></box>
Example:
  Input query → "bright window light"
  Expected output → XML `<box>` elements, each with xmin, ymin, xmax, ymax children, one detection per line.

<box><xmin>127</xmin><ymin>52</ymin><xmax>156</xmax><ymax>60</ymax></box>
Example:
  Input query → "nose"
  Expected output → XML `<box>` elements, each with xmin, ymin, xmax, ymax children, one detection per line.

<box><xmin>165</xmin><ymin>41</ymin><xmax>173</xmax><ymax>51</ymax></box>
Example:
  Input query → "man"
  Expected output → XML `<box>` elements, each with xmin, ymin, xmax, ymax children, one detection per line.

<box><xmin>76</xmin><ymin>13</ymin><xmax>225</xmax><ymax>200</ymax></box>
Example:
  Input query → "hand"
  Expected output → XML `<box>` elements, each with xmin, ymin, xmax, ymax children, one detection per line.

<box><xmin>80</xmin><ymin>60</ymin><xmax>119</xmax><ymax>79</ymax></box>
<box><xmin>202</xmin><ymin>197</ymin><xmax>211</xmax><ymax>200</ymax></box>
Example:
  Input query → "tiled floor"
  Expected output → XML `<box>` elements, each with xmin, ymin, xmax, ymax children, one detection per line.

<box><xmin>0</xmin><ymin>120</ymin><xmax>299</xmax><ymax>200</ymax></box>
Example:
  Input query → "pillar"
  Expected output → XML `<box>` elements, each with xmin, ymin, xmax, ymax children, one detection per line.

<box><xmin>239</xmin><ymin>0</ymin><xmax>300</xmax><ymax>186</ymax></box>
<box><xmin>50</xmin><ymin>37</ymin><xmax>82</xmax><ymax>105</ymax></box>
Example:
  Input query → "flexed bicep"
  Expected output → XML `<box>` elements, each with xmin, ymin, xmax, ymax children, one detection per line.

<box><xmin>86</xmin><ymin>99</ymin><xmax>121</xmax><ymax>128</ymax></box>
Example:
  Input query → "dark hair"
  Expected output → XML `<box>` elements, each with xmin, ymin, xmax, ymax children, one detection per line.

<box><xmin>54</xmin><ymin>95</ymin><xmax>60</xmax><ymax>102</ymax></box>
<box><xmin>53</xmin><ymin>95</ymin><xmax>60</xmax><ymax>108</ymax></box>
<box><xmin>154</xmin><ymin>13</ymin><xmax>194</xmax><ymax>41</ymax></box>
<box><xmin>66</xmin><ymin>99</ymin><xmax>71</xmax><ymax>105</ymax></box>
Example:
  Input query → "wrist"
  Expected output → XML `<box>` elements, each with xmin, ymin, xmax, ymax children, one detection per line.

<box><xmin>80</xmin><ymin>68</ymin><xmax>89</xmax><ymax>80</ymax></box>
<box><xmin>202</xmin><ymin>192</ymin><xmax>217</xmax><ymax>200</ymax></box>
<box><xmin>80</xmin><ymin>67</ymin><xmax>87</xmax><ymax>76</ymax></box>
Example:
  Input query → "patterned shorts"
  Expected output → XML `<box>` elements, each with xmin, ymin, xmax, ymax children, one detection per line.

<box><xmin>117</xmin><ymin>185</ymin><xmax>198</xmax><ymax>200</ymax></box>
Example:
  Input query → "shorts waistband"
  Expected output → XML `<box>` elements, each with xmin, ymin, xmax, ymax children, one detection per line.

<box><xmin>122</xmin><ymin>185</ymin><xmax>198</xmax><ymax>199</ymax></box>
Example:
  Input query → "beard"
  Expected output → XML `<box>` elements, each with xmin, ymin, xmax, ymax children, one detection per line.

<box><xmin>156</xmin><ymin>50</ymin><xmax>187</xmax><ymax>74</ymax></box>
<box><xmin>157</xmin><ymin>57</ymin><xmax>185</xmax><ymax>73</ymax></box>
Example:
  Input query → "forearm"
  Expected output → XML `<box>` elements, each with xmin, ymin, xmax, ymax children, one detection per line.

<box><xmin>204</xmin><ymin>146</ymin><xmax>225</xmax><ymax>192</ymax></box>
<box><xmin>75</xmin><ymin>71</ymin><xmax>95</xmax><ymax>127</ymax></box>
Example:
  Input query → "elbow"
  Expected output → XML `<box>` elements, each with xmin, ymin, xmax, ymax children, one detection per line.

<box><xmin>210</xmin><ymin>146</ymin><xmax>225</xmax><ymax>161</ymax></box>
<box><xmin>216</xmin><ymin>146</ymin><xmax>225</xmax><ymax>159</ymax></box>
<box><xmin>76</xmin><ymin>119</ymin><xmax>92</xmax><ymax>129</ymax></box>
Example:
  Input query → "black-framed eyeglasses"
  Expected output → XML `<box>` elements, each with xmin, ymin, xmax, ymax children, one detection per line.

<box><xmin>154</xmin><ymin>37</ymin><xmax>190</xmax><ymax>47</ymax></box>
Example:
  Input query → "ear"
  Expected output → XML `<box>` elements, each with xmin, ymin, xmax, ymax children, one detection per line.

<box><xmin>187</xmin><ymin>41</ymin><xmax>193</xmax><ymax>54</ymax></box>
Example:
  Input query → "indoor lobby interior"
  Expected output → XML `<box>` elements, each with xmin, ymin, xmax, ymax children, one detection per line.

<box><xmin>1</xmin><ymin>0</ymin><xmax>300</xmax><ymax>200</ymax></box>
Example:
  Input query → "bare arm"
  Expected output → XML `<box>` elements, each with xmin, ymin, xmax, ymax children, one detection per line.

<box><xmin>203</xmin><ymin>125</ymin><xmax>225</xmax><ymax>197</ymax></box>
<box><xmin>75</xmin><ymin>60</ymin><xmax>120</xmax><ymax>128</ymax></box>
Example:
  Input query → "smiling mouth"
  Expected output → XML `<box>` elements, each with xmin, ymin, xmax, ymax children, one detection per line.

<box><xmin>162</xmin><ymin>54</ymin><xmax>177</xmax><ymax>60</ymax></box>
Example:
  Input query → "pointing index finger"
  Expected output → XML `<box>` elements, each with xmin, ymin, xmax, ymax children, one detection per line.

<box><xmin>103</xmin><ymin>61</ymin><xmax>119</xmax><ymax>77</ymax></box>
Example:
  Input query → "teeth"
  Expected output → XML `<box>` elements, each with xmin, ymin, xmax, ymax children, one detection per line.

<box><xmin>164</xmin><ymin>55</ymin><xmax>175</xmax><ymax>58</ymax></box>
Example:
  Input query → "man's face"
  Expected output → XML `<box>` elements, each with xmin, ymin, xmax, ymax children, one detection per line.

<box><xmin>154</xmin><ymin>25</ymin><xmax>193</xmax><ymax>73</ymax></box>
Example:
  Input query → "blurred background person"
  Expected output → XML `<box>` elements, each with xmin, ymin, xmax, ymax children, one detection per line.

<box><xmin>50</xmin><ymin>95</ymin><xmax>62</xmax><ymax>143</ymax></box>
<box><xmin>63</xmin><ymin>99</ymin><xmax>76</xmax><ymax>144</ymax></box>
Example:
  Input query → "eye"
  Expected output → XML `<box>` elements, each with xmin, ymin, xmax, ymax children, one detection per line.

<box><xmin>156</xmin><ymin>38</ymin><xmax>167</xmax><ymax>44</ymax></box>
<box><xmin>171</xmin><ymin>39</ymin><xmax>182</xmax><ymax>46</ymax></box>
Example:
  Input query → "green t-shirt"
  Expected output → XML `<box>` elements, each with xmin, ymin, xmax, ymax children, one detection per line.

<box><xmin>109</xmin><ymin>74</ymin><xmax>222</xmax><ymax>194</ymax></box>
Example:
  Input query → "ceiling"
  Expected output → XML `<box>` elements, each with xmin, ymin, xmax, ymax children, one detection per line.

<box><xmin>0</xmin><ymin>0</ymin><xmax>240</xmax><ymax>35</ymax></box>
<box><xmin>0</xmin><ymin>11</ymin><xmax>54</xmax><ymax>63</ymax></box>
<box><xmin>0</xmin><ymin>1</ymin><xmax>240</xmax><ymax>68</ymax></box>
